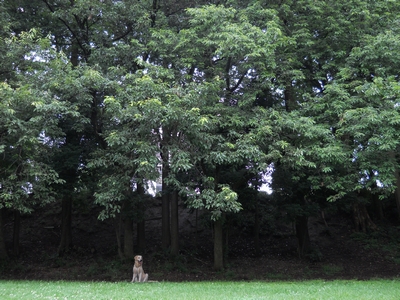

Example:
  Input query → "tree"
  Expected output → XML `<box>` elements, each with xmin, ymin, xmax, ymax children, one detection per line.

<box><xmin>311</xmin><ymin>20</ymin><xmax>400</xmax><ymax>220</ymax></box>
<box><xmin>250</xmin><ymin>0</ymin><xmax>400</xmax><ymax>254</ymax></box>
<box><xmin>0</xmin><ymin>29</ymin><xmax>65</xmax><ymax>258</ymax></box>
<box><xmin>155</xmin><ymin>4</ymin><xmax>281</xmax><ymax>268</ymax></box>
<box><xmin>92</xmin><ymin>64</ymin><xmax>218</xmax><ymax>255</ymax></box>
<box><xmin>4</xmin><ymin>0</ymin><xmax>154</xmax><ymax>255</ymax></box>
<box><xmin>3</xmin><ymin>0</ymin><xmax>400</xmax><ymax>267</ymax></box>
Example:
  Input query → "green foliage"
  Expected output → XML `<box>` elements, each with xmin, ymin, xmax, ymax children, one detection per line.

<box><xmin>2</xmin><ymin>0</ymin><xmax>400</xmax><ymax>259</ymax></box>
<box><xmin>187</xmin><ymin>184</ymin><xmax>241</xmax><ymax>221</ymax></box>
<box><xmin>351</xmin><ymin>226</ymin><xmax>400</xmax><ymax>264</ymax></box>
<box><xmin>0</xmin><ymin>30</ymin><xmax>67</xmax><ymax>212</ymax></box>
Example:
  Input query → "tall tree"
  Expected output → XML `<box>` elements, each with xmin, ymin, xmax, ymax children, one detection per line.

<box><xmin>0</xmin><ymin>28</ymin><xmax>65</xmax><ymax>258</ymax></box>
<box><xmin>251</xmin><ymin>0</ymin><xmax>400</xmax><ymax>253</ymax></box>
<box><xmin>157</xmin><ymin>4</ymin><xmax>281</xmax><ymax>268</ymax></box>
<box><xmin>5</xmin><ymin>0</ymin><xmax>154</xmax><ymax>254</ymax></box>
<box><xmin>311</xmin><ymin>18</ymin><xmax>400</xmax><ymax>219</ymax></box>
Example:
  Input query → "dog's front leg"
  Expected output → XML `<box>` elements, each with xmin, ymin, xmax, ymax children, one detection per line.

<box><xmin>132</xmin><ymin>266</ymin><xmax>139</xmax><ymax>282</ymax></box>
<box><xmin>138</xmin><ymin>269</ymin><xmax>142</xmax><ymax>282</ymax></box>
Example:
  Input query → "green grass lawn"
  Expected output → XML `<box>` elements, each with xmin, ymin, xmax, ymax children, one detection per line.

<box><xmin>1</xmin><ymin>280</ymin><xmax>399</xmax><ymax>300</ymax></box>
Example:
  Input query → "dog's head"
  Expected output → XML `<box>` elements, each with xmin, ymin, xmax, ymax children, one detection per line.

<box><xmin>134</xmin><ymin>255</ymin><xmax>143</xmax><ymax>265</ymax></box>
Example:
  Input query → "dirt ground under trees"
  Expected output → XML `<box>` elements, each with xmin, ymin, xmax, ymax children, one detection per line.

<box><xmin>1</xmin><ymin>200</ymin><xmax>400</xmax><ymax>282</ymax></box>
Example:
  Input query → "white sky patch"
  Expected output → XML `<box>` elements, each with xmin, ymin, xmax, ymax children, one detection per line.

<box><xmin>258</xmin><ymin>176</ymin><xmax>272</xmax><ymax>194</ymax></box>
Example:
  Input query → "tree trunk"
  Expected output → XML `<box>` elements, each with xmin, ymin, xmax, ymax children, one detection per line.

<box><xmin>224</xmin><ymin>220</ymin><xmax>229</xmax><ymax>262</ymax></box>
<box><xmin>321</xmin><ymin>210</ymin><xmax>329</xmax><ymax>227</ymax></box>
<box><xmin>284</xmin><ymin>85</ymin><xmax>295</xmax><ymax>112</ymax></box>
<box><xmin>13</xmin><ymin>210</ymin><xmax>21</xmax><ymax>257</ymax></box>
<box><xmin>58</xmin><ymin>196</ymin><xmax>72</xmax><ymax>255</ymax></box>
<box><xmin>0</xmin><ymin>208</ymin><xmax>8</xmax><ymax>260</ymax></box>
<box><xmin>70</xmin><ymin>40</ymin><xmax>79</xmax><ymax>67</ymax></box>
<box><xmin>394</xmin><ymin>169</ymin><xmax>400</xmax><ymax>220</ymax></box>
<box><xmin>353</xmin><ymin>202</ymin><xmax>377</xmax><ymax>232</ymax></box>
<box><xmin>120</xmin><ymin>196</ymin><xmax>134</xmax><ymax>260</ymax></box>
<box><xmin>194</xmin><ymin>209</ymin><xmax>198</xmax><ymax>249</ymax></box>
<box><xmin>115</xmin><ymin>214</ymin><xmax>124</xmax><ymax>260</ymax></box>
<box><xmin>136</xmin><ymin>181</ymin><xmax>146</xmax><ymax>254</ymax></box>
<box><xmin>254</xmin><ymin>199</ymin><xmax>260</xmax><ymax>257</ymax></box>
<box><xmin>137</xmin><ymin>220</ymin><xmax>145</xmax><ymax>254</ymax></box>
<box><xmin>170</xmin><ymin>190</ymin><xmax>179</xmax><ymax>256</ymax></box>
<box><xmin>388</xmin><ymin>153</ymin><xmax>400</xmax><ymax>220</ymax></box>
<box><xmin>295</xmin><ymin>215</ymin><xmax>310</xmax><ymax>258</ymax></box>
<box><xmin>213</xmin><ymin>219</ymin><xmax>224</xmax><ymax>270</ymax></box>
<box><xmin>161</xmin><ymin>161</ymin><xmax>170</xmax><ymax>250</ymax></box>
<box><xmin>373</xmin><ymin>194</ymin><xmax>384</xmax><ymax>221</ymax></box>
<box><xmin>123</xmin><ymin>218</ymin><xmax>134</xmax><ymax>260</ymax></box>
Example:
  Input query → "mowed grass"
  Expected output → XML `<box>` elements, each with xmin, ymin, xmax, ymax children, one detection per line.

<box><xmin>1</xmin><ymin>280</ymin><xmax>400</xmax><ymax>300</ymax></box>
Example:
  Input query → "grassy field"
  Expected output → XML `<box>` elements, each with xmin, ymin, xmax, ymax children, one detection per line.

<box><xmin>1</xmin><ymin>279</ymin><xmax>400</xmax><ymax>299</ymax></box>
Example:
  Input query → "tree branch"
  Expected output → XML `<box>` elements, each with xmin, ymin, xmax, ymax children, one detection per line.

<box><xmin>41</xmin><ymin>0</ymin><xmax>89</xmax><ymax>62</ymax></box>
<box><xmin>229</xmin><ymin>72</ymin><xmax>246</xmax><ymax>93</ymax></box>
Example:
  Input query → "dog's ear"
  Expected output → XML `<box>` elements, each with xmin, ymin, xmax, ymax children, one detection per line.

<box><xmin>134</xmin><ymin>255</ymin><xmax>138</xmax><ymax>260</ymax></box>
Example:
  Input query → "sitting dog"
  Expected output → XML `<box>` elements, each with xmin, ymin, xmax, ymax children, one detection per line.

<box><xmin>131</xmin><ymin>255</ymin><xmax>148</xmax><ymax>282</ymax></box>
